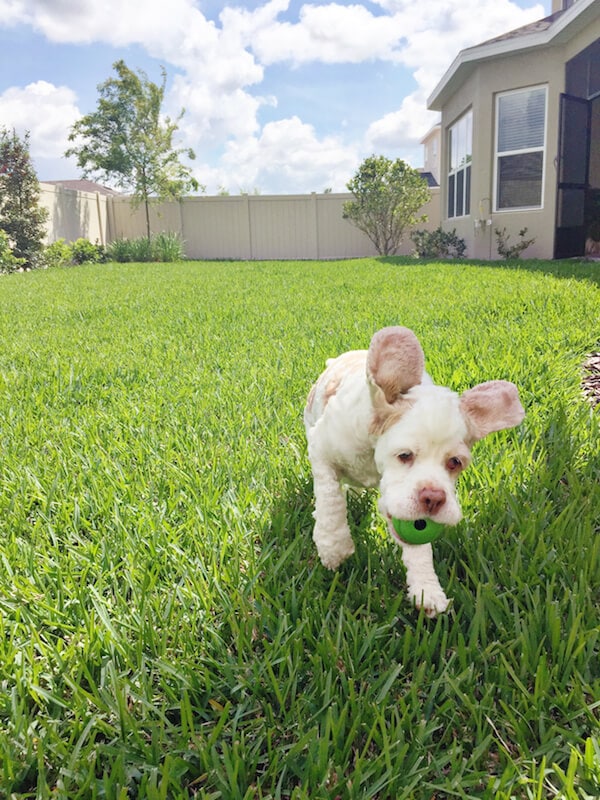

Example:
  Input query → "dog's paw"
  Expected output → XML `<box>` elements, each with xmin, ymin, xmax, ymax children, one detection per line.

<box><xmin>313</xmin><ymin>521</ymin><xmax>355</xmax><ymax>570</ymax></box>
<box><xmin>316</xmin><ymin>538</ymin><xmax>355</xmax><ymax>570</ymax></box>
<box><xmin>408</xmin><ymin>584</ymin><xmax>450</xmax><ymax>617</ymax></box>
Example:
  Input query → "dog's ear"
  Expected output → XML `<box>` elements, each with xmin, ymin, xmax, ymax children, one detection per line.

<box><xmin>460</xmin><ymin>380</ymin><xmax>525</xmax><ymax>442</ymax></box>
<box><xmin>366</xmin><ymin>326</ymin><xmax>425</xmax><ymax>404</ymax></box>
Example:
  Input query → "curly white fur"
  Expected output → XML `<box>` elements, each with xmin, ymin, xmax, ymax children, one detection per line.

<box><xmin>304</xmin><ymin>326</ymin><xmax>524</xmax><ymax>617</ymax></box>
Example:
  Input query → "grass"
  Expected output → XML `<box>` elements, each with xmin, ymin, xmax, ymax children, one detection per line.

<box><xmin>0</xmin><ymin>257</ymin><xmax>598</xmax><ymax>799</ymax></box>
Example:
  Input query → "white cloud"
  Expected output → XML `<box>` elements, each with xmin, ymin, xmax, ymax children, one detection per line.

<box><xmin>168</xmin><ymin>79</ymin><xmax>264</xmax><ymax>146</ymax></box>
<box><xmin>365</xmin><ymin>98</ymin><xmax>438</xmax><ymax>161</ymax></box>
<box><xmin>390</xmin><ymin>0</ymin><xmax>546</xmax><ymax>78</ymax></box>
<box><xmin>220</xmin><ymin>116</ymin><xmax>359</xmax><ymax>193</ymax></box>
<box><xmin>2</xmin><ymin>0</ymin><xmax>271</xmax><ymax>156</ymax></box>
<box><xmin>24</xmin><ymin>0</ymin><xmax>212</xmax><ymax>50</ymax></box>
<box><xmin>0</xmin><ymin>0</ymin><xmax>548</xmax><ymax>192</ymax></box>
<box><xmin>0</xmin><ymin>0</ymin><xmax>31</xmax><ymax>24</ymax></box>
<box><xmin>247</xmin><ymin>2</ymin><xmax>406</xmax><ymax>65</ymax></box>
<box><xmin>0</xmin><ymin>81</ymin><xmax>80</xmax><ymax>159</ymax></box>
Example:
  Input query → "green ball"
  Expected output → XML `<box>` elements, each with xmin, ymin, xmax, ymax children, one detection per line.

<box><xmin>391</xmin><ymin>517</ymin><xmax>445</xmax><ymax>545</ymax></box>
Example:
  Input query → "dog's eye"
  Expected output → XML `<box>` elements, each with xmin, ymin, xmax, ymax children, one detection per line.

<box><xmin>397</xmin><ymin>452</ymin><xmax>414</xmax><ymax>464</ymax></box>
<box><xmin>446</xmin><ymin>456</ymin><xmax>463</xmax><ymax>472</ymax></box>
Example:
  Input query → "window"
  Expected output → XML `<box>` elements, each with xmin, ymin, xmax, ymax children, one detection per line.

<box><xmin>447</xmin><ymin>110</ymin><xmax>472</xmax><ymax>218</ymax></box>
<box><xmin>495</xmin><ymin>86</ymin><xmax>547</xmax><ymax>210</ymax></box>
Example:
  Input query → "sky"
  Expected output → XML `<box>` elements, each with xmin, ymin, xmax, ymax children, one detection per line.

<box><xmin>0</xmin><ymin>0</ymin><xmax>550</xmax><ymax>196</ymax></box>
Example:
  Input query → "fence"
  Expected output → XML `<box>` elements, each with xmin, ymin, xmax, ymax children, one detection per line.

<box><xmin>39</xmin><ymin>183</ymin><xmax>441</xmax><ymax>260</ymax></box>
<box><xmin>39</xmin><ymin>183</ymin><xmax>110</xmax><ymax>247</ymax></box>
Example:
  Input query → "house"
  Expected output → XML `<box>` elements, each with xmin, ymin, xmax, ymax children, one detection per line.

<box><xmin>427</xmin><ymin>0</ymin><xmax>600</xmax><ymax>260</ymax></box>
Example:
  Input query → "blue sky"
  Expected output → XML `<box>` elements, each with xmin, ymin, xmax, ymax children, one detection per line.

<box><xmin>0</xmin><ymin>0</ymin><xmax>549</xmax><ymax>195</ymax></box>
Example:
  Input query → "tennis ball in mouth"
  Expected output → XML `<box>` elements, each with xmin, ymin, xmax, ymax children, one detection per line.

<box><xmin>391</xmin><ymin>517</ymin><xmax>445</xmax><ymax>545</ymax></box>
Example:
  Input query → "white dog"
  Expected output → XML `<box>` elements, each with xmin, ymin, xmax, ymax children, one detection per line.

<box><xmin>304</xmin><ymin>326</ymin><xmax>525</xmax><ymax>616</ymax></box>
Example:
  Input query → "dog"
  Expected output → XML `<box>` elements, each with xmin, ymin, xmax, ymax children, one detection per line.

<box><xmin>304</xmin><ymin>326</ymin><xmax>525</xmax><ymax>616</ymax></box>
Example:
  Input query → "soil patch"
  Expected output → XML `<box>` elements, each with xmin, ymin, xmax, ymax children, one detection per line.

<box><xmin>583</xmin><ymin>352</ymin><xmax>600</xmax><ymax>407</ymax></box>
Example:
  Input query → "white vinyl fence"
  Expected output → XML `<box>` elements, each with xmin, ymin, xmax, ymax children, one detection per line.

<box><xmin>39</xmin><ymin>183</ymin><xmax>441</xmax><ymax>260</ymax></box>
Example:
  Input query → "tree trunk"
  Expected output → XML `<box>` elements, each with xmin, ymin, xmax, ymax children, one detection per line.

<box><xmin>144</xmin><ymin>198</ymin><xmax>151</xmax><ymax>240</ymax></box>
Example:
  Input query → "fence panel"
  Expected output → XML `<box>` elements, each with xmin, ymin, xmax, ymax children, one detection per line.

<box><xmin>39</xmin><ymin>183</ymin><xmax>108</xmax><ymax>245</ymax></box>
<box><xmin>109</xmin><ymin>197</ymin><xmax>182</xmax><ymax>241</ymax></box>
<box><xmin>247</xmin><ymin>196</ymin><xmax>317</xmax><ymax>259</ymax></box>
<box><xmin>180</xmin><ymin>197</ymin><xmax>252</xmax><ymax>260</ymax></box>
<box><xmin>314</xmin><ymin>194</ymin><xmax>377</xmax><ymax>259</ymax></box>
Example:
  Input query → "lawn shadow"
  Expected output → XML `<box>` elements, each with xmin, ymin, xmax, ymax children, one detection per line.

<box><xmin>259</xmin><ymin>471</ymin><xmax>416</xmax><ymax>624</ymax></box>
<box><xmin>477</xmin><ymin>256</ymin><xmax>600</xmax><ymax>287</ymax></box>
<box><xmin>262</xmin><ymin>472</ymin><xmax>383</xmax><ymax>572</ymax></box>
<box><xmin>376</xmin><ymin>254</ymin><xmax>600</xmax><ymax>287</ymax></box>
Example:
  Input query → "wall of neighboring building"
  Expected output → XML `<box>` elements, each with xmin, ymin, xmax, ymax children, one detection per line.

<box><xmin>421</xmin><ymin>125</ymin><xmax>441</xmax><ymax>185</ymax></box>
<box><xmin>40</xmin><ymin>185</ymin><xmax>441</xmax><ymax>260</ymax></box>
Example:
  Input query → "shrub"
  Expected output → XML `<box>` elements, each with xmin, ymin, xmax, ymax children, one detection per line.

<box><xmin>152</xmin><ymin>231</ymin><xmax>185</xmax><ymax>262</ymax></box>
<box><xmin>107</xmin><ymin>233</ymin><xmax>185</xmax><ymax>263</ymax></box>
<box><xmin>411</xmin><ymin>226</ymin><xmax>467</xmax><ymax>259</ymax></box>
<box><xmin>107</xmin><ymin>236</ymin><xmax>153</xmax><ymax>263</ymax></box>
<box><xmin>44</xmin><ymin>238</ymin><xmax>72</xmax><ymax>268</ymax></box>
<box><xmin>0</xmin><ymin>229</ymin><xmax>26</xmax><ymax>274</ymax></box>
<box><xmin>495</xmin><ymin>227</ymin><xmax>536</xmax><ymax>259</ymax></box>
<box><xmin>70</xmin><ymin>238</ymin><xmax>106</xmax><ymax>265</ymax></box>
<box><xmin>344</xmin><ymin>155</ymin><xmax>431</xmax><ymax>255</ymax></box>
<box><xmin>128</xmin><ymin>236</ymin><xmax>155</xmax><ymax>262</ymax></box>
<box><xmin>106</xmin><ymin>238</ymin><xmax>134</xmax><ymax>263</ymax></box>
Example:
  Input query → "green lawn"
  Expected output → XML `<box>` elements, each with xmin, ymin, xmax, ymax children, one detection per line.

<box><xmin>0</xmin><ymin>258</ymin><xmax>599</xmax><ymax>799</ymax></box>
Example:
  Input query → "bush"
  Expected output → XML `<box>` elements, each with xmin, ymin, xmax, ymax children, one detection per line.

<box><xmin>344</xmin><ymin>155</ymin><xmax>431</xmax><ymax>255</ymax></box>
<box><xmin>152</xmin><ymin>231</ymin><xmax>185</xmax><ymax>262</ymax></box>
<box><xmin>495</xmin><ymin>227</ymin><xmax>536</xmax><ymax>259</ymax></box>
<box><xmin>44</xmin><ymin>233</ymin><xmax>185</xmax><ymax>267</ymax></box>
<box><xmin>0</xmin><ymin>229</ymin><xmax>26</xmax><ymax>274</ymax></box>
<box><xmin>411</xmin><ymin>226</ymin><xmax>467</xmax><ymax>259</ymax></box>
<box><xmin>128</xmin><ymin>236</ymin><xmax>155</xmax><ymax>262</ymax></box>
<box><xmin>106</xmin><ymin>238</ymin><xmax>134</xmax><ymax>263</ymax></box>
<box><xmin>44</xmin><ymin>239</ymin><xmax>72</xmax><ymax>268</ymax></box>
<box><xmin>107</xmin><ymin>232</ymin><xmax>185</xmax><ymax>263</ymax></box>
<box><xmin>70</xmin><ymin>238</ymin><xmax>106</xmax><ymax>265</ymax></box>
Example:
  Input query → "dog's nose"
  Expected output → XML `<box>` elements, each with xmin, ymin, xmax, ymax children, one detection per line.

<box><xmin>418</xmin><ymin>486</ymin><xmax>446</xmax><ymax>515</ymax></box>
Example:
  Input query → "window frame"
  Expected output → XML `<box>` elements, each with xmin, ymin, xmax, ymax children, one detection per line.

<box><xmin>493</xmin><ymin>84</ymin><xmax>548</xmax><ymax>213</ymax></box>
<box><xmin>447</xmin><ymin>109</ymin><xmax>472</xmax><ymax>219</ymax></box>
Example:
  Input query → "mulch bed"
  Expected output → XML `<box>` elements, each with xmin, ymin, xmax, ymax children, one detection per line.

<box><xmin>583</xmin><ymin>352</ymin><xmax>600</xmax><ymax>407</ymax></box>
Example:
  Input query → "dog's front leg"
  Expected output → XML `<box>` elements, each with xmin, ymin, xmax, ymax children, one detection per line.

<box><xmin>310</xmin><ymin>459</ymin><xmax>355</xmax><ymax>570</ymax></box>
<box><xmin>397</xmin><ymin>540</ymin><xmax>449</xmax><ymax>617</ymax></box>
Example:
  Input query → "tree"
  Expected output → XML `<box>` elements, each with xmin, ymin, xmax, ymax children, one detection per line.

<box><xmin>0</xmin><ymin>127</ymin><xmax>49</xmax><ymax>268</ymax></box>
<box><xmin>66</xmin><ymin>60</ymin><xmax>201</xmax><ymax>239</ymax></box>
<box><xmin>343</xmin><ymin>155</ymin><xmax>431</xmax><ymax>256</ymax></box>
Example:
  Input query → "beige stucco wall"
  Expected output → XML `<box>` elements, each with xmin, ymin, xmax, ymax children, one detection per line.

<box><xmin>439</xmin><ymin>51</ymin><xmax>564</xmax><ymax>260</ymax></box>
<box><xmin>421</xmin><ymin>125</ymin><xmax>441</xmax><ymax>184</ymax></box>
<box><xmin>437</xmin><ymin>21</ymin><xmax>600</xmax><ymax>260</ymax></box>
